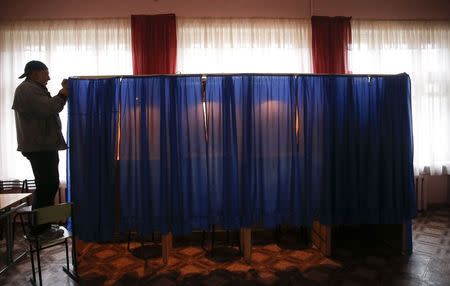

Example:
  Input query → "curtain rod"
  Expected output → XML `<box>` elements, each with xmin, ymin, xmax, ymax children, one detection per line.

<box><xmin>70</xmin><ymin>73</ymin><xmax>408</xmax><ymax>80</ymax></box>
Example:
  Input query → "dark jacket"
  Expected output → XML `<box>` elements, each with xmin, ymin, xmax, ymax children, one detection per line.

<box><xmin>12</xmin><ymin>79</ymin><xmax>68</xmax><ymax>152</ymax></box>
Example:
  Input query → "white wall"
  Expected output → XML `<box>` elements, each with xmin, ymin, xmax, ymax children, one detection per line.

<box><xmin>1</xmin><ymin>0</ymin><xmax>449</xmax><ymax>20</ymax></box>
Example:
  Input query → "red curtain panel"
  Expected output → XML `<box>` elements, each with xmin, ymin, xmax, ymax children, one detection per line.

<box><xmin>311</xmin><ymin>16</ymin><xmax>352</xmax><ymax>74</ymax></box>
<box><xmin>131</xmin><ymin>14</ymin><xmax>177</xmax><ymax>75</ymax></box>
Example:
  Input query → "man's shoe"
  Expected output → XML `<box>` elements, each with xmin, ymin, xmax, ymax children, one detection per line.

<box><xmin>38</xmin><ymin>227</ymin><xmax>64</xmax><ymax>241</ymax></box>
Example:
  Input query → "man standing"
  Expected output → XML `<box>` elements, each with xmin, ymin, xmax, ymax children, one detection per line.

<box><xmin>12</xmin><ymin>60</ymin><xmax>68</xmax><ymax>238</ymax></box>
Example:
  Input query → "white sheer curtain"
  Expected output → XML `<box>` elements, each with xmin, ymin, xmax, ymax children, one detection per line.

<box><xmin>176</xmin><ymin>18</ymin><xmax>312</xmax><ymax>73</ymax></box>
<box><xmin>349</xmin><ymin>20</ymin><xmax>450</xmax><ymax>175</ymax></box>
<box><xmin>0</xmin><ymin>18</ymin><xmax>132</xmax><ymax>181</ymax></box>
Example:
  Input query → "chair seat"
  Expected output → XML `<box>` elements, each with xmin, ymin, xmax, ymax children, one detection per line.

<box><xmin>12</xmin><ymin>204</ymin><xmax>31</xmax><ymax>213</ymax></box>
<box><xmin>27</xmin><ymin>226</ymin><xmax>71</xmax><ymax>248</ymax></box>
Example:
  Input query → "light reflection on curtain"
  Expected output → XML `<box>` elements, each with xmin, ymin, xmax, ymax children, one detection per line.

<box><xmin>232</xmin><ymin>75</ymin><xmax>298</xmax><ymax>228</ymax></box>
<box><xmin>168</xmin><ymin>76</ymin><xmax>207</xmax><ymax>234</ymax></box>
<box><xmin>118</xmin><ymin>77</ymin><xmax>168</xmax><ymax>235</ymax></box>
<box><xmin>118</xmin><ymin>76</ymin><xmax>206</xmax><ymax>235</ymax></box>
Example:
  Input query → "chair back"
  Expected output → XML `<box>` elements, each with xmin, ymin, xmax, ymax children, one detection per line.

<box><xmin>31</xmin><ymin>203</ymin><xmax>72</xmax><ymax>226</ymax></box>
<box><xmin>23</xmin><ymin>179</ymin><xmax>36</xmax><ymax>192</ymax></box>
<box><xmin>0</xmin><ymin>180</ymin><xmax>23</xmax><ymax>193</ymax></box>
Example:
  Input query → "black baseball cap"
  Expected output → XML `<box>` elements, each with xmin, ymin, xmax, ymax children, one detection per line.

<box><xmin>18</xmin><ymin>60</ymin><xmax>48</xmax><ymax>79</ymax></box>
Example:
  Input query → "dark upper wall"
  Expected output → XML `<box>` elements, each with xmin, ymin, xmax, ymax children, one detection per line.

<box><xmin>1</xmin><ymin>0</ymin><xmax>449</xmax><ymax>20</ymax></box>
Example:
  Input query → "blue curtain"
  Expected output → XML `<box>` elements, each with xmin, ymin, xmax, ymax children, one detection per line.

<box><xmin>68</xmin><ymin>74</ymin><xmax>416</xmax><ymax>241</ymax></box>
<box><xmin>230</xmin><ymin>75</ymin><xmax>299</xmax><ymax>228</ymax></box>
<box><xmin>300</xmin><ymin>74</ymin><xmax>416</xmax><ymax>225</ymax></box>
<box><xmin>205</xmin><ymin>76</ymin><xmax>241</xmax><ymax>230</ymax></box>
<box><xmin>67</xmin><ymin>78</ymin><xmax>118</xmax><ymax>242</ymax></box>
<box><xmin>117</xmin><ymin>77</ymin><xmax>170</xmax><ymax>235</ymax></box>
<box><xmin>167</xmin><ymin>76</ymin><xmax>208</xmax><ymax>234</ymax></box>
<box><xmin>118</xmin><ymin>76</ymin><xmax>206</xmax><ymax>235</ymax></box>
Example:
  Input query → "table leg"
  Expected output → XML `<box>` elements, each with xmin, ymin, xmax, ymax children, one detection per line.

<box><xmin>6</xmin><ymin>214</ymin><xmax>13</xmax><ymax>264</ymax></box>
<box><xmin>0</xmin><ymin>213</ymin><xmax>13</xmax><ymax>274</ymax></box>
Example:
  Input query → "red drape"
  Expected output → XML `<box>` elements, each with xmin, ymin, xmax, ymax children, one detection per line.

<box><xmin>311</xmin><ymin>16</ymin><xmax>352</xmax><ymax>74</ymax></box>
<box><xmin>131</xmin><ymin>14</ymin><xmax>177</xmax><ymax>75</ymax></box>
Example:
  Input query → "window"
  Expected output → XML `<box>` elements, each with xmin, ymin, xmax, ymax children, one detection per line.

<box><xmin>0</xmin><ymin>19</ymin><xmax>133</xmax><ymax>180</ymax></box>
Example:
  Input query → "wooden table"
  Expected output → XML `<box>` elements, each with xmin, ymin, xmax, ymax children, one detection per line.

<box><xmin>0</xmin><ymin>193</ymin><xmax>32</xmax><ymax>274</ymax></box>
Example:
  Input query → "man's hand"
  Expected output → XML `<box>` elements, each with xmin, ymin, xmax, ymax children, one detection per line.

<box><xmin>59</xmin><ymin>79</ymin><xmax>69</xmax><ymax>98</ymax></box>
<box><xmin>61</xmin><ymin>79</ymin><xmax>68</xmax><ymax>89</ymax></box>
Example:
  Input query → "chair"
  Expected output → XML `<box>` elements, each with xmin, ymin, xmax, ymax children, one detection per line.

<box><xmin>25</xmin><ymin>203</ymin><xmax>78</xmax><ymax>286</ymax></box>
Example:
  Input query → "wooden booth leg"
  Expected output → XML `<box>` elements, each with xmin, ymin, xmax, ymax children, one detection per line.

<box><xmin>311</xmin><ymin>221</ymin><xmax>331</xmax><ymax>256</ymax></box>
<box><xmin>240</xmin><ymin>228</ymin><xmax>252</xmax><ymax>263</ymax></box>
<box><xmin>161</xmin><ymin>232</ymin><xmax>173</xmax><ymax>264</ymax></box>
